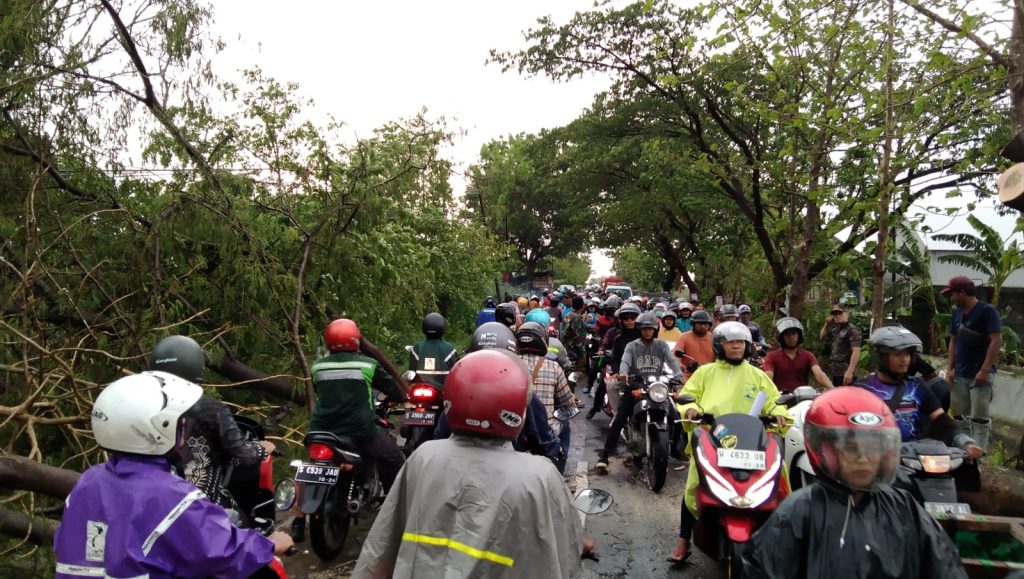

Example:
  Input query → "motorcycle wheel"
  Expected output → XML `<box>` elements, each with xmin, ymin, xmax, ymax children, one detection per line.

<box><xmin>645</xmin><ymin>428</ymin><xmax>669</xmax><ymax>493</ymax></box>
<box><xmin>309</xmin><ymin>486</ymin><xmax>352</xmax><ymax>561</ymax></box>
<box><xmin>403</xmin><ymin>426</ymin><xmax>429</xmax><ymax>456</ymax></box>
<box><xmin>724</xmin><ymin>540</ymin><xmax>745</xmax><ymax>579</ymax></box>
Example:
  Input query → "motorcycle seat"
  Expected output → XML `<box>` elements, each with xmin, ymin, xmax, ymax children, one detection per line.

<box><xmin>304</xmin><ymin>431</ymin><xmax>361</xmax><ymax>454</ymax></box>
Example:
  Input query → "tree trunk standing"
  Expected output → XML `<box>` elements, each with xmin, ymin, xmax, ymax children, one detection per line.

<box><xmin>871</xmin><ymin>0</ymin><xmax>897</xmax><ymax>329</ymax></box>
<box><xmin>1012</xmin><ymin>6</ymin><xmax>1024</xmax><ymax>135</ymax></box>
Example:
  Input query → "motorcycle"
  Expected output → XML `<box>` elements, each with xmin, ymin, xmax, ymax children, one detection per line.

<box><xmin>776</xmin><ymin>386</ymin><xmax>818</xmax><ymax>491</ymax></box>
<box><xmin>893</xmin><ymin>438</ymin><xmax>980</xmax><ymax>515</ymax></box>
<box><xmin>399</xmin><ymin>366</ymin><xmax>444</xmax><ymax>456</ymax></box>
<box><xmin>222</xmin><ymin>413</ymin><xmax>284</xmax><ymax>534</ymax></box>
<box><xmin>584</xmin><ymin>332</ymin><xmax>602</xmax><ymax>392</ymax></box>
<box><xmin>618</xmin><ymin>373</ymin><xmax>676</xmax><ymax>493</ymax></box>
<box><xmin>678</xmin><ymin>393</ymin><xmax>790</xmax><ymax>578</ymax></box>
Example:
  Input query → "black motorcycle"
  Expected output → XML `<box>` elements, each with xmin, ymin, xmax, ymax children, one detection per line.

<box><xmin>399</xmin><ymin>369</ymin><xmax>444</xmax><ymax>456</ymax></box>
<box><xmin>620</xmin><ymin>373</ymin><xmax>676</xmax><ymax>493</ymax></box>
<box><xmin>893</xmin><ymin>438</ymin><xmax>980</xmax><ymax>515</ymax></box>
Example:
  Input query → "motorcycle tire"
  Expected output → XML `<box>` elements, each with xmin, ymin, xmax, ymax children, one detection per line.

<box><xmin>403</xmin><ymin>426</ymin><xmax>430</xmax><ymax>456</ymax></box>
<box><xmin>645</xmin><ymin>428</ymin><xmax>669</xmax><ymax>493</ymax></box>
<box><xmin>725</xmin><ymin>540</ymin><xmax>745</xmax><ymax>579</ymax></box>
<box><xmin>309</xmin><ymin>486</ymin><xmax>352</xmax><ymax>561</ymax></box>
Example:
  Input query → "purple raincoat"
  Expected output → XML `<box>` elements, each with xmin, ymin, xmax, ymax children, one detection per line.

<box><xmin>54</xmin><ymin>454</ymin><xmax>274</xmax><ymax>578</ymax></box>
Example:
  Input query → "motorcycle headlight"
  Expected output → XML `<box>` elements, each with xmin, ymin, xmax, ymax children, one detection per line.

<box><xmin>920</xmin><ymin>455</ymin><xmax>951</xmax><ymax>473</ymax></box>
<box><xmin>648</xmin><ymin>383</ymin><xmax>669</xmax><ymax>404</ymax></box>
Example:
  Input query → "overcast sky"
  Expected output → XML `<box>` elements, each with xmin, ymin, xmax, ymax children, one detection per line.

<box><xmin>208</xmin><ymin>1</ymin><xmax>1018</xmax><ymax>279</ymax></box>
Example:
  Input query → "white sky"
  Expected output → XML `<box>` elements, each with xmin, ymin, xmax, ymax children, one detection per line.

<box><xmin>208</xmin><ymin>1</ymin><xmax>1018</xmax><ymax>280</ymax></box>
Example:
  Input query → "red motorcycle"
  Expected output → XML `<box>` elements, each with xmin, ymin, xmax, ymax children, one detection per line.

<box><xmin>679</xmin><ymin>395</ymin><xmax>790</xmax><ymax>578</ymax></box>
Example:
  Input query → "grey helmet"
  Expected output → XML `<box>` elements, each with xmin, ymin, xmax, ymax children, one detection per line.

<box><xmin>637</xmin><ymin>312</ymin><xmax>661</xmax><ymax>330</ymax></box>
<box><xmin>615</xmin><ymin>303</ymin><xmax>642</xmax><ymax>318</ymax></box>
<box><xmin>149</xmin><ymin>335</ymin><xmax>207</xmax><ymax>383</ymax></box>
<box><xmin>775</xmin><ymin>317</ymin><xmax>805</xmax><ymax>345</ymax></box>
<box><xmin>720</xmin><ymin>304</ymin><xmax>739</xmax><ymax>320</ymax></box>
<box><xmin>469</xmin><ymin>322</ymin><xmax>517</xmax><ymax>353</ymax></box>
<box><xmin>712</xmin><ymin>321</ymin><xmax>753</xmax><ymax>363</ymax></box>
<box><xmin>869</xmin><ymin>326</ymin><xmax>922</xmax><ymax>377</ymax></box>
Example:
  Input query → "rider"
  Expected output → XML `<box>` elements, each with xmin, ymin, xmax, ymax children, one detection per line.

<box><xmin>476</xmin><ymin>296</ymin><xmax>498</xmax><ymax>327</ymax></box>
<box><xmin>741</xmin><ymin>387</ymin><xmax>968</xmax><ymax>578</ymax></box>
<box><xmin>670</xmin><ymin>322</ymin><xmax>790</xmax><ymax>563</ymax></box>
<box><xmin>738</xmin><ymin>304</ymin><xmax>767</xmax><ymax>348</ymax></box>
<box><xmin>658</xmin><ymin>309</ymin><xmax>683</xmax><ymax>344</ymax></box>
<box><xmin>672</xmin><ymin>310</ymin><xmax>715</xmax><ymax>381</ymax></box>
<box><xmin>562</xmin><ymin>296</ymin><xmax>588</xmax><ymax>378</ymax></box>
<box><xmin>855</xmin><ymin>326</ymin><xmax>983</xmax><ymax>459</ymax></box>
<box><xmin>583</xmin><ymin>299</ymin><xmax>600</xmax><ymax>331</ymax></box>
<box><xmin>587</xmin><ymin>302</ymin><xmax>641</xmax><ymax>420</ymax></box>
<box><xmin>545</xmin><ymin>292</ymin><xmax>564</xmax><ymax>335</ymax></box>
<box><xmin>762</xmin><ymin>317</ymin><xmax>834</xmax><ymax>392</ymax></box>
<box><xmin>517</xmin><ymin>322</ymin><xmax>575</xmax><ymax>474</ymax></box>
<box><xmin>674</xmin><ymin>302</ymin><xmax>694</xmax><ymax>333</ymax></box>
<box><xmin>408</xmin><ymin>313</ymin><xmax>459</xmax><ymax>387</ymax></box>
<box><xmin>719</xmin><ymin>303</ymin><xmax>740</xmax><ymax>323</ymax></box>
<box><xmin>352</xmin><ymin>350</ymin><xmax>593</xmax><ymax>578</ymax></box>
<box><xmin>494</xmin><ymin>302</ymin><xmax>521</xmax><ymax>331</ymax></box>
<box><xmin>54</xmin><ymin>374</ymin><xmax>292</xmax><ymax>578</ymax></box>
<box><xmin>294</xmin><ymin>319</ymin><xmax>407</xmax><ymax>541</ymax></box>
<box><xmin>595</xmin><ymin>312</ymin><xmax>683</xmax><ymax>474</ymax></box>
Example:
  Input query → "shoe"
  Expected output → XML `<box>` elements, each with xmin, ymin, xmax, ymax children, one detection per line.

<box><xmin>595</xmin><ymin>453</ymin><xmax>609</xmax><ymax>475</ymax></box>
<box><xmin>290</xmin><ymin>516</ymin><xmax>306</xmax><ymax>543</ymax></box>
<box><xmin>586</xmin><ymin>408</ymin><xmax>598</xmax><ymax>420</ymax></box>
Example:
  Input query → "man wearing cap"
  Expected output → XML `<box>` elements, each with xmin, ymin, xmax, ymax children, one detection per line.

<box><xmin>738</xmin><ymin>304</ymin><xmax>766</xmax><ymax>347</ymax></box>
<box><xmin>819</xmin><ymin>305</ymin><xmax>862</xmax><ymax>385</ymax></box>
<box><xmin>943</xmin><ymin>275</ymin><xmax>1002</xmax><ymax>451</ymax></box>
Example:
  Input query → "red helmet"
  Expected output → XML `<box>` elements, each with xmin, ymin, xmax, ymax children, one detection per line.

<box><xmin>324</xmin><ymin>318</ymin><xmax>361</xmax><ymax>352</ymax></box>
<box><xmin>444</xmin><ymin>349</ymin><xmax>531</xmax><ymax>440</ymax></box>
<box><xmin>804</xmin><ymin>387</ymin><xmax>901</xmax><ymax>491</ymax></box>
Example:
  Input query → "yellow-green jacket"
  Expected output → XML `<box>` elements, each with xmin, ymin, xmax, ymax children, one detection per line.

<box><xmin>677</xmin><ymin>358</ymin><xmax>791</xmax><ymax>516</ymax></box>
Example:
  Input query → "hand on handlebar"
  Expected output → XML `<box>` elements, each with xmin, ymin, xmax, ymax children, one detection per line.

<box><xmin>259</xmin><ymin>440</ymin><xmax>277</xmax><ymax>454</ymax></box>
<box><xmin>773</xmin><ymin>415</ymin><xmax>788</xmax><ymax>429</ymax></box>
<box><xmin>684</xmin><ymin>408</ymin><xmax>700</xmax><ymax>421</ymax></box>
<box><xmin>268</xmin><ymin>531</ymin><xmax>295</xmax><ymax>556</ymax></box>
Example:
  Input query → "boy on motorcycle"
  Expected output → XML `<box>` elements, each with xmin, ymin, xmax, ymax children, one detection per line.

<box><xmin>670</xmin><ymin>321</ymin><xmax>790</xmax><ymax>563</ymax></box>
<box><xmin>352</xmin><ymin>350</ymin><xmax>593</xmax><ymax>578</ymax></box>
<box><xmin>741</xmin><ymin>387</ymin><xmax>967</xmax><ymax>578</ymax></box>
<box><xmin>54</xmin><ymin>374</ymin><xmax>293</xmax><ymax>578</ymax></box>
<box><xmin>855</xmin><ymin>326</ymin><xmax>983</xmax><ymax>459</ymax></box>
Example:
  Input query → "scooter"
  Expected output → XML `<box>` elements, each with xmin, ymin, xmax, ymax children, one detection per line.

<box><xmin>679</xmin><ymin>393</ymin><xmax>790</xmax><ymax>578</ymax></box>
<box><xmin>893</xmin><ymin>438</ymin><xmax>980</xmax><ymax>515</ymax></box>
<box><xmin>620</xmin><ymin>373</ymin><xmax>676</xmax><ymax>493</ymax></box>
<box><xmin>776</xmin><ymin>386</ymin><xmax>818</xmax><ymax>491</ymax></box>
<box><xmin>399</xmin><ymin>366</ymin><xmax>444</xmax><ymax>456</ymax></box>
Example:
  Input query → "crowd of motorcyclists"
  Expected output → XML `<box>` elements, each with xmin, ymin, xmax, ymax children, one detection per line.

<box><xmin>52</xmin><ymin>275</ymin><xmax>1002</xmax><ymax>578</ymax></box>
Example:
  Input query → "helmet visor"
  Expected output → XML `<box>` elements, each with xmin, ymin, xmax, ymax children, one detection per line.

<box><xmin>806</xmin><ymin>424</ymin><xmax>900</xmax><ymax>490</ymax></box>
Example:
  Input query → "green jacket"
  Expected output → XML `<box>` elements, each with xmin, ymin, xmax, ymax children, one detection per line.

<box><xmin>309</xmin><ymin>351</ymin><xmax>406</xmax><ymax>441</ymax></box>
<box><xmin>408</xmin><ymin>339</ymin><xmax>459</xmax><ymax>387</ymax></box>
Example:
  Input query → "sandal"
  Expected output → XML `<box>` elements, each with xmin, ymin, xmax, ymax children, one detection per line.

<box><xmin>666</xmin><ymin>552</ymin><xmax>691</xmax><ymax>565</ymax></box>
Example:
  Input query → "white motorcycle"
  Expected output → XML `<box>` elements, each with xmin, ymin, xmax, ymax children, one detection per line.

<box><xmin>778</xmin><ymin>386</ymin><xmax>818</xmax><ymax>490</ymax></box>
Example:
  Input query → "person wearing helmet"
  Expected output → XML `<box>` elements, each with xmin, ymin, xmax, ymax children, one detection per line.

<box><xmin>763</xmin><ymin>318</ymin><xmax>833</xmax><ymax>393</ymax></box>
<box><xmin>516</xmin><ymin>295</ymin><xmax>529</xmax><ymax>310</ymax></box>
<box><xmin>296</xmin><ymin>319</ymin><xmax>407</xmax><ymax>541</ymax></box>
<box><xmin>674</xmin><ymin>301</ymin><xmax>694</xmax><ymax>333</ymax></box>
<box><xmin>820</xmin><ymin>304</ymin><xmax>862</xmax><ymax>385</ymax></box>
<box><xmin>54</xmin><ymin>374</ymin><xmax>293</xmax><ymax>578</ymax></box>
<box><xmin>583</xmin><ymin>300</ymin><xmax>599</xmax><ymax>332</ymax></box>
<box><xmin>528</xmin><ymin>295</ymin><xmax>541</xmax><ymax>310</ymax></box>
<box><xmin>671</xmin><ymin>310</ymin><xmax>715</xmax><ymax>381</ymax></box>
<box><xmin>596</xmin><ymin>299</ymin><xmax>617</xmax><ymax>338</ymax></box>
<box><xmin>494</xmin><ymin>302</ymin><xmax>521</xmax><ymax>330</ymax></box>
<box><xmin>476</xmin><ymin>297</ymin><xmax>498</xmax><ymax>328</ymax></box>
<box><xmin>352</xmin><ymin>350</ymin><xmax>593</xmax><ymax>578</ymax></box>
<box><xmin>738</xmin><ymin>304</ymin><xmax>767</xmax><ymax>347</ymax></box>
<box><xmin>438</xmin><ymin>323</ymin><xmax>561</xmax><ymax>464</ymax></box>
<box><xmin>148</xmin><ymin>336</ymin><xmax>274</xmax><ymax>511</ymax></box>
<box><xmin>517</xmin><ymin>322</ymin><xmax>575</xmax><ymax>474</ymax></box>
<box><xmin>595</xmin><ymin>312</ymin><xmax>684</xmax><ymax>474</ymax></box>
<box><xmin>586</xmin><ymin>302</ymin><xmax>642</xmax><ymax>420</ymax></box>
<box><xmin>408</xmin><ymin>313</ymin><xmax>459</xmax><ymax>388</ymax></box>
<box><xmin>719</xmin><ymin>303</ymin><xmax>739</xmax><ymax>322</ymax></box>
<box><xmin>740</xmin><ymin>387</ymin><xmax>968</xmax><ymax>578</ymax></box>
<box><xmin>658</xmin><ymin>310</ymin><xmax>683</xmax><ymax>344</ymax></box>
<box><xmin>670</xmin><ymin>321</ymin><xmax>790</xmax><ymax>563</ymax></box>
<box><xmin>545</xmin><ymin>292</ymin><xmax>564</xmax><ymax>336</ymax></box>
<box><xmin>855</xmin><ymin>327</ymin><xmax>983</xmax><ymax>459</ymax></box>
<box><xmin>561</xmin><ymin>296</ymin><xmax>588</xmax><ymax>381</ymax></box>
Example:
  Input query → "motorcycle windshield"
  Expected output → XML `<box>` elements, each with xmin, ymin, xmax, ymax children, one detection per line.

<box><xmin>712</xmin><ymin>414</ymin><xmax>769</xmax><ymax>452</ymax></box>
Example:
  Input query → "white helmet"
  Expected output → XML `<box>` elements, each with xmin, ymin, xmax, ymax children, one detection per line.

<box><xmin>91</xmin><ymin>372</ymin><xmax>203</xmax><ymax>455</ymax></box>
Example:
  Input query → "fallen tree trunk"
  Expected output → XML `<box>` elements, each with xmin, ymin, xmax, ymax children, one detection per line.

<box><xmin>0</xmin><ymin>507</ymin><xmax>57</xmax><ymax>546</ymax></box>
<box><xmin>212</xmin><ymin>356</ymin><xmax>305</xmax><ymax>405</ymax></box>
<box><xmin>0</xmin><ymin>456</ymin><xmax>80</xmax><ymax>499</ymax></box>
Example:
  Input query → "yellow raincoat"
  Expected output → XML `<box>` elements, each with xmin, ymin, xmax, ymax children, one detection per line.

<box><xmin>676</xmin><ymin>358</ymin><xmax>791</xmax><ymax>516</ymax></box>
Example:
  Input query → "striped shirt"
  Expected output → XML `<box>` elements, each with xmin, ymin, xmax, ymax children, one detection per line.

<box><xmin>519</xmin><ymin>353</ymin><xmax>573</xmax><ymax>435</ymax></box>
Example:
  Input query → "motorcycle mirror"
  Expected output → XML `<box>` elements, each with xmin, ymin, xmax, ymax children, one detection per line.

<box><xmin>676</xmin><ymin>393</ymin><xmax>697</xmax><ymax>405</ymax></box>
<box><xmin>289</xmin><ymin>459</ymin><xmax>303</xmax><ymax>468</ymax></box>
<box><xmin>402</xmin><ymin>370</ymin><xmax>416</xmax><ymax>382</ymax></box>
<box><xmin>568</xmin><ymin>371</ymin><xmax>585</xmax><ymax>384</ymax></box>
<box><xmin>573</xmin><ymin>488</ymin><xmax>614</xmax><ymax>515</ymax></box>
<box><xmin>553</xmin><ymin>406</ymin><xmax>580</xmax><ymax>421</ymax></box>
<box><xmin>404</xmin><ymin>345</ymin><xmax>414</xmax><ymax>353</ymax></box>
<box><xmin>274</xmin><ymin>479</ymin><xmax>297</xmax><ymax>511</ymax></box>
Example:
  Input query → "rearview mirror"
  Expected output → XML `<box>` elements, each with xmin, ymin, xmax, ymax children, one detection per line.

<box><xmin>573</xmin><ymin>488</ymin><xmax>613</xmax><ymax>514</ymax></box>
<box><xmin>675</xmin><ymin>393</ymin><xmax>697</xmax><ymax>405</ymax></box>
<box><xmin>402</xmin><ymin>370</ymin><xmax>416</xmax><ymax>382</ymax></box>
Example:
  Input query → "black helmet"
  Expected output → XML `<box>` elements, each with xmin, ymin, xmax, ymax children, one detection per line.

<box><xmin>468</xmin><ymin>322</ymin><xmax>517</xmax><ymax>353</ymax></box>
<box><xmin>495</xmin><ymin>302</ymin><xmax>519</xmax><ymax>328</ymax></box>
<box><xmin>775</xmin><ymin>317</ymin><xmax>805</xmax><ymax>345</ymax></box>
<box><xmin>637</xmin><ymin>312</ymin><xmax>660</xmax><ymax>330</ymax></box>
<box><xmin>515</xmin><ymin>321</ymin><xmax>549</xmax><ymax>355</ymax></box>
<box><xmin>423</xmin><ymin>312</ymin><xmax>446</xmax><ymax>339</ymax></box>
<box><xmin>616</xmin><ymin>303</ymin><xmax>643</xmax><ymax>318</ymax></box>
<box><xmin>690</xmin><ymin>310</ymin><xmax>712</xmax><ymax>324</ymax></box>
<box><xmin>149</xmin><ymin>335</ymin><xmax>207</xmax><ymax>383</ymax></box>
<box><xmin>484</xmin><ymin>296</ymin><xmax>497</xmax><ymax>308</ymax></box>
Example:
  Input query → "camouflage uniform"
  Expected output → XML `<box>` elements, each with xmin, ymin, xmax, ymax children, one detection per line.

<box><xmin>827</xmin><ymin>322</ymin><xmax>862</xmax><ymax>383</ymax></box>
<box><xmin>561</xmin><ymin>311</ymin><xmax>587</xmax><ymax>370</ymax></box>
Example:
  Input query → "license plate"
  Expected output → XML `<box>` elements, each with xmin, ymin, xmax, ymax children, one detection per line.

<box><xmin>294</xmin><ymin>463</ymin><xmax>340</xmax><ymax>485</ymax></box>
<box><xmin>717</xmin><ymin>448</ymin><xmax>767</xmax><ymax>470</ymax></box>
<box><xmin>404</xmin><ymin>410</ymin><xmax>436</xmax><ymax>426</ymax></box>
<box><xmin>925</xmin><ymin>501</ymin><xmax>972</xmax><ymax>516</ymax></box>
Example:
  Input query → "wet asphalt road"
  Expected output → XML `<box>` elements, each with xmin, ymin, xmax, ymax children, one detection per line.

<box><xmin>572</xmin><ymin>388</ymin><xmax>726</xmax><ymax>579</ymax></box>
